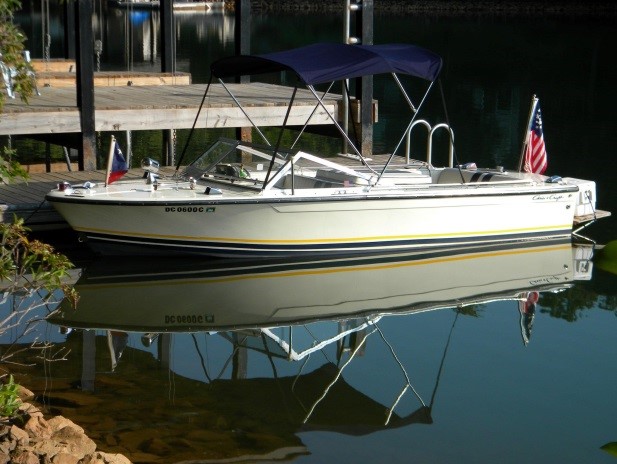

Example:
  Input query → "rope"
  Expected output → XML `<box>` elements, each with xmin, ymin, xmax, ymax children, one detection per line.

<box><xmin>20</xmin><ymin>198</ymin><xmax>47</xmax><ymax>226</ymax></box>
<box><xmin>41</xmin><ymin>0</ymin><xmax>51</xmax><ymax>86</ymax></box>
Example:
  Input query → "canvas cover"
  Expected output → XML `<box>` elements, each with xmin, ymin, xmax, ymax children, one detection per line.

<box><xmin>210</xmin><ymin>42</ymin><xmax>443</xmax><ymax>84</ymax></box>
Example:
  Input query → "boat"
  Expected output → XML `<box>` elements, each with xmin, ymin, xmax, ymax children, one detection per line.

<box><xmin>45</xmin><ymin>43</ymin><xmax>609</xmax><ymax>258</ymax></box>
<box><xmin>47</xmin><ymin>239</ymin><xmax>593</xmax><ymax>334</ymax></box>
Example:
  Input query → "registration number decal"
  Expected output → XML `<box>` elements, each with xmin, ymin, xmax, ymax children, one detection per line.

<box><xmin>165</xmin><ymin>314</ymin><xmax>214</xmax><ymax>324</ymax></box>
<box><xmin>164</xmin><ymin>206</ymin><xmax>215</xmax><ymax>213</ymax></box>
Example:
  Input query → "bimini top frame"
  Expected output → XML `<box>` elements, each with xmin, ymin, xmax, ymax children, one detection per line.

<box><xmin>178</xmin><ymin>43</ymin><xmax>444</xmax><ymax>187</ymax></box>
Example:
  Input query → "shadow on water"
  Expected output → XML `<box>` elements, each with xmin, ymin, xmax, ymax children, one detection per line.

<box><xmin>4</xmin><ymin>237</ymin><xmax>616</xmax><ymax>462</ymax></box>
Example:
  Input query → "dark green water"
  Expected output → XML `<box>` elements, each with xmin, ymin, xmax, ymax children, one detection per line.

<box><xmin>5</xmin><ymin>6</ymin><xmax>617</xmax><ymax>464</ymax></box>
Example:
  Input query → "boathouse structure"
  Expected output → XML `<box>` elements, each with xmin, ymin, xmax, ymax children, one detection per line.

<box><xmin>1</xmin><ymin>1</ymin><xmax>375</xmax><ymax>228</ymax></box>
<box><xmin>1</xmin><ymin>0</ymin><xmax>375</xmax><ymax>171</ymax></box>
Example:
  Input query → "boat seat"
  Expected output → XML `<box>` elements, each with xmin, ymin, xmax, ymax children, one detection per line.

<box><xmin>380</xmin><ymin>169</ymin><xmax>432</xmax><ymax>185</ymax></box>
<box><xmin>436</xmin><ymin>168</ymin><xmax>516</xmax><ymax>184</ymax></box>
<box><xmin>314</xmin><ymin>169</ymin><xmax>370</xmax><ymax>187</ymax></box>
<box><xmin>275</xmin><ymin>170</ymin><xmax>365</xmax><ymax>190</ymax></box>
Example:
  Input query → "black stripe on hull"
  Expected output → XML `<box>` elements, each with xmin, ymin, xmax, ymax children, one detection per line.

<box><xmin>81</xmin><ymin>229</ymin><xmax>573</xmax><ymax>258</ymax></box>
<box><xmin>80</xmin><ymin>236</ymin><xmax>573</xmax><ymax>285</ymax></box>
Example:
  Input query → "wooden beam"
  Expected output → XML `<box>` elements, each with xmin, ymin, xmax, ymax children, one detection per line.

<box><xmin>74</xmin><ymin>0</ymin><xmax>97</xmax><ymax>171</ymax></box>
<box><xmin>161</xmin><ymin>0</ymin><xmax>175</xmax><ymax>165</ymax></box>
<box><xmin>35</xmin><ymin>71</ymin><xmax>191</xmax><ymax>88</ymax></box>
<box><xmin>0</xmin><ymin>84</ymin><xmax>341</xmax><ymax>135</ymax></box>
<box><xmin>355</xmin><ymin>0</ymin><xmax>374</xmax><ymax>158</ymax></box>
<box><xmin>235</xmin><ymin>0</ymin><xmax>251</xmax><ymax>142</ymax></box>
<box><xmin>160</xmin><ymin>0</ymin><xmax>174</xmax><ymax>73</ymax></box>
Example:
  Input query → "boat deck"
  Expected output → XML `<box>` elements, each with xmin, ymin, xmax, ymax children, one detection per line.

<box><xmin>0</xmin><ymin>155</ymin><xmax>392</xmax><ymax>229</ymax></box>
<box><xmin>1</xmin><ymin>158</ymin><xmax>610</xmax><ymax>230</ymax></box>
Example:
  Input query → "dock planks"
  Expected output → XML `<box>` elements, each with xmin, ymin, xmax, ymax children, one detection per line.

<box><xmin>0</xmin><ymin>168</ymin><xmax>175</xmax><ymax>230</ymax></box>
<box><xmin>0</xmin><ymin>83</ymin><xmax>341</xmax><ymax>135</ymax></box>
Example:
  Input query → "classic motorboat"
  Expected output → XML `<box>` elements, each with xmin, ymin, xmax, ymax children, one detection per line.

<box><xmin>45</xmin><ymin>43</ymin><xmax>609</xmax><ymax>258</ymax></box>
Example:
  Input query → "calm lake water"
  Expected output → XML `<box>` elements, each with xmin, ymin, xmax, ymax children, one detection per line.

<box><xmin>5</xmin><ymin>6</ymin><xmax>617</xmax><ymax>464</ymax></box>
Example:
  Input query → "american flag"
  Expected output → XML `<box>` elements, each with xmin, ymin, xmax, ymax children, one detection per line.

<box><xmin>523</xmin><ymin>100</ymin><xmax>548</xmax><ymax>175</ymax></box>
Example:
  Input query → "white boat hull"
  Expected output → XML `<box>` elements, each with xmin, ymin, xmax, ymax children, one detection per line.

<box><xmin>48</xmin><ymin>184</ymin><xmax>579</xmax><ymax>257</ymax></box>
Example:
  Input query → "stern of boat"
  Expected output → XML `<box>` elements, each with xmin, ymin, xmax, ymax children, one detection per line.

<box><xmin>562</xmin><ymin>177</ymin><xmax>610</xmax><ymax>226</ymax></box>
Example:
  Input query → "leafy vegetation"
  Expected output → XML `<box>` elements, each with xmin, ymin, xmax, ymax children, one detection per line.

<box><xmin>1</xmin><ymin>0</ymin><xmax>34</xmax><ymax>183</ymax></box>
<box><xmin>0</xmin><ymin>0</ymin><xmax>36</xmax><ymax>111</ymax></box>
<box><xmin>0</xmin><ymin>145</ymin><xmax>28</xmax><ymax>184</ymax></box>
<box><xmin>1</xmin><ymin>218</ymin><xmax>76</xmax><ymax>293</ymax></box>
<box><xmin>1</xmin><ymin>218</ymin><xmax>76</xmax><ymax>392</ymax></box>
<box><xmin>0</xmin><ymin>374</ymin><xmax>20</xmax><ymax>420</ymax></box>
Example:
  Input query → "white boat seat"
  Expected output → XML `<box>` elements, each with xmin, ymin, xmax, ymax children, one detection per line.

<box><xmin>436</xmin><ymin>168</ymin><xmax>518</xmax><ymax>184</ymax></box>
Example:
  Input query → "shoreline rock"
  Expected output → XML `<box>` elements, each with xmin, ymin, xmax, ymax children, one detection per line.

<box><xmin>0</xmin><ymin>386</ymin><xmax>131</xmax><ymax>464</ymax></box>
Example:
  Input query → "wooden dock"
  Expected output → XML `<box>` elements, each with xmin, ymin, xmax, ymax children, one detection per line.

<box><xmin>29</xmin><ymin>59</ymin><xmax>192</xmax><ymax>88</ymax></box>
<box><xmin>36</xmin><ymin>71</ymin><xmax>192</xmax><ymax>88</ymax></box>
<box><xmin>0</xmin><ymin>168</ymin><xmax>176</xmax><ymax>230</ymax></box>
<box><xmin>0</xmin><ymin>83</ymin><xmax>340</xmax><ymax>136</ymax></box>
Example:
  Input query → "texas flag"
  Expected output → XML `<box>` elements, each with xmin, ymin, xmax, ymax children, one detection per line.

<box><xmin>106</xmin><ymin>139</ymin><xmax>128</xmax><ymax>185</ymax></box>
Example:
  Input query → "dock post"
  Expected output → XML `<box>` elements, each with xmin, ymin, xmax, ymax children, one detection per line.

<box><xmin>355</xmin><ymin>0</ymin><xmax>373</xmax><ymax>158</ymax></box>
<box><xmin>235</xmin><ymin>0</ymin><xmax>252</xmax><ymax>143</ymax></box>
<box><xmin>161</xmin><ymin>0</ymin><xmax>175</xmax><ymax>165</ymax></box>
<box><xmin>74</xmin><ymin>0</ymin><xmax>97</xmax><ymax>171</ymax></box>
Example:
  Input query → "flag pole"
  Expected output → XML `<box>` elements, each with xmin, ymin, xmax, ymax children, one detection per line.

<box><xmin>517</xmin><ymin>94</ymin><xmax>538</xmax><ymax>172</ymax></box>
<box><xmin>105</xmin><ymin>135</ymin><xmax>116</xmax><ymax>187</ymax></box>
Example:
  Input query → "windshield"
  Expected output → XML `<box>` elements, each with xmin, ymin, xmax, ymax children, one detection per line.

<box><xmin>182</xmin><ymin>138</ymin><xmax>291</xmax><ymax>189</ymax></box>
<box><xmin>182</xmin><ymin>138</ymin><xmax>374</xmax><ymax>192</ymax></box>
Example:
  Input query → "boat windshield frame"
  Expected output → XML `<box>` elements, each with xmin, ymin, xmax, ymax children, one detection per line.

<box><xmin>182</xmin><ymin>137</ymin><xmax>376</xmax><ymax>192</ymax></box>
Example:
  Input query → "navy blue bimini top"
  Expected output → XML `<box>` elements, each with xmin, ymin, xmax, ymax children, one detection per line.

<box><xmin>210</xmin><ymin>42</ymin><xmax>443</xmax><ymax>85</ymax></box>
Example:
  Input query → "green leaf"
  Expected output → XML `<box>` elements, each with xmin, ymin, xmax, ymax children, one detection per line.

<box><xmin>595</xmin><ymin>240</ymin><xmax>617</xmax><ymax>275</ymax></box>
<box><xmin>601</xmin><ymin>442</ymin><xmax>617</xmax><ymax>457</ymax></box>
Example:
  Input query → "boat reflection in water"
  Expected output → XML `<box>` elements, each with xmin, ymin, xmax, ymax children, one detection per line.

<box><xmin>46</xmin><ymin>239</ymin><xmax>593</xmax><ymax>460</ymax></box>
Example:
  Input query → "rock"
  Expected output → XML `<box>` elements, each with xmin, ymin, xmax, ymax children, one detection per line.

<box><xmin>51</xmin><ymin>452</ymin><xmax>80</xmax><ymax>464</ymax></box>
<box><xmin>17</xmin><ymin>385</ymin><xmax>35</xmax><ymax>402</ymax></box>
<box><xmin>10</xmin><ymin>449</ymin><xmax>39</xmax><ymax>464</ymax></box>
<box><xmin>140</xmin><ymin>437</ymin><xmax>172</xmax><ymax>455</ymax></box>
<box><xmin>48</xmin><ymin>416</ymin><xmax>85</xmax><ymax>435</ymax></box>
<box><xmin>1</xmin><ymin>383</ymin><xmax>132</xmax><ymax>463</ymax></box>
<box><xmin>24</xmin><ymin>414</ymin><xmax>53</xmax><ymax>439</ymax></box>
<box><xmin>9</xmin><ymin>425</ymin><xmax>29</xmax><ymax>446</ymax></box>
<box><xmin>79</xmin><ymin>456</ymin><xmax>107</xmax><ymax>464</ymax></box>
<box><xmin>85</xmin><ymin>452</ymin><xmax>133</xmax><ymax>464</ymax></box>
<box><xmin>0</xmin><ymin>440</ymin><xmax>14</xmax><ymax>455</ymax></box>
<box><xmin>31</xmin><ymin>438</ymin><xmax>64</xmax><ymax>458</ymax></box>
<box><xmin>51</xmin><ymin>424</ymin><xmax>97</xmax><ymax>457</ymax></box>
<box><xmin>19</xmin><ymin>402</ymin><xmax>44</xmax><ymax>419</ymax></box>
